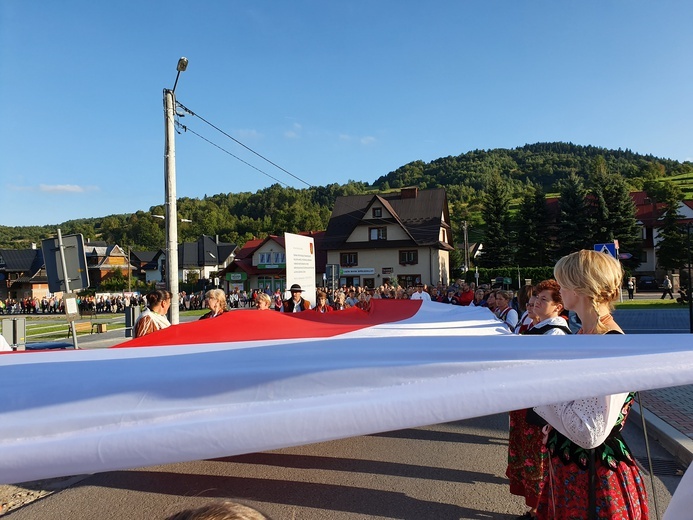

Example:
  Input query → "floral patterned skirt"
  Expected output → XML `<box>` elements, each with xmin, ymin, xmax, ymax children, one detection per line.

<box><xmin>536</xmin><ymin>457</ymin><xmax>649</xmax><ymax>519</ymax></box>
<box><xmin>506</xmin><ymin>409</ymin><xmax>548</xmax><ymax>508</ymax></box>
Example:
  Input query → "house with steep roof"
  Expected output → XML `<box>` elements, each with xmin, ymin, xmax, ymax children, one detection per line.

<box><xmin>84</xmin><ymin>242</ymin><xmax>133</xmax><ymax>286</ymax></box>
<box><xmin>130</xmin><ymin>249</ymin><xmax>166</xmax><ymax>284</ymax></box>
<box><xmin>176</xmin><ymin>235</ymin><xmax>238</xmax><ymax>286</ymax></box>
<box><xmin>131</xmin><ymin>236</ymin><xmax>238</xmax><ymax>288</ymax></box>
<box><xmin>322</xmin><ymin>187</ymin><xmax>454</xmax><ymax>288</ymax></box>
<box><xmin>0</xmin><ymin>246</ymin><xmax>48</xmax><ymax>300</ymax></box>
<box><xmin>219</xmin><ymin>232</ymin><xmax>326</xmax><ymax>294</ymax></box>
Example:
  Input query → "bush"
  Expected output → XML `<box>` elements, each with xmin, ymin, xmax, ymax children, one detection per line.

<box><xmin>464</xmin><ymin>266</ymin><xmax>556</xmax><ymax>290</ymax></box>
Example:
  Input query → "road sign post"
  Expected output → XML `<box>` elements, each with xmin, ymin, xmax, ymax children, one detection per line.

<box><xmin>41</xmin><ymin>230</ymin><xmax>89</xmax><ymax>349</ymax></box>
<box><xmin>593</xmin><ymin>243</ymin><xmax>617</xmax><ymax>258</ymax></box>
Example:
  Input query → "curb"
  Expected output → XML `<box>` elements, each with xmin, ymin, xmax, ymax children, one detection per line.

<box><xmin>632</xmin><ymin>403</ymin><xmax>693</xmax><ymax>467</ymax></box>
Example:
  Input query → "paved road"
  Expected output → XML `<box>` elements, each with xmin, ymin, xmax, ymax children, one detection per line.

<box><xmin>5</xmin><ymin>414</ymin><xmax>679</xmax><ymax>520</ymax></box>
<box><xmin>4</xmin><ymin>305</ymin><xmax>690</xmax><ymax>519</ymax></box>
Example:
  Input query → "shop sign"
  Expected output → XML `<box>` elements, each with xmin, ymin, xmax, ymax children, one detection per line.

<box><xmin>341</xmin><ymin>267</ymin><xmax>375</xmax><ymax>275</ymax></box>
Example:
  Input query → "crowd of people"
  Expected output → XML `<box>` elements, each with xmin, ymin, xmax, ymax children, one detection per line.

<box><xmin>0</xmin><ymin>294</ymin><xmax>144</xmax><ymax>315</ymax></box>
<box><xmin>134</xmin><ymin>251</ymin><xmax>654</xmax><ymax>517</ymax></box>
<box><xmin>5</xmin><ymin>251</ymin><xmax>681</xmax><ymax>517</ymax></box>
<box><xmin>1</xmin><ymin>296</ymin><xmax>65</xmax><ymax>314</ymax></box>
<box><xmin>229</xmin><ymin>279</ymin><xmax>537</xmax><ymax>317</ymax></box>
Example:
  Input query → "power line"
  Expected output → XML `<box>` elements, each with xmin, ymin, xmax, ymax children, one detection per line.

<box><xmin>175</xmin><ymin>121</ymin><xmax>290</xmax><ymax>188</ymax></box>
<box><xmin>176</xmin><ymin>101</ymin><xmax>312</xmax><ymax>188</ymax></box>
<box><xmin>173</xmin><ymin>101</ymin><xmax>453</xmax><ymax>240</ymax></box>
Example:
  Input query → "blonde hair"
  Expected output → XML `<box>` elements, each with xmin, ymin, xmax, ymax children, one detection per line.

<box><xmin>255</xmin><ymin>292</ymin><xmax>271</xmax><ymax>307</ymax></box>
<box><xmin>205</xmin><ymin>289</ymin><xmax>228</xmax><ymax>311</ymax></box>
<box><xmin>554</xmin><ymin>250</ymin><xmax>623</xmax><ymax>333</ymax></box>
<box><xmin>166</xmin><ymin>501</ymin><xmax>268</xmax><ymax>520</ymax></box>
<box><xmin>495</xmin><ymin>290</ymin><xmax>513</xmax><ymax>302</ymax></box>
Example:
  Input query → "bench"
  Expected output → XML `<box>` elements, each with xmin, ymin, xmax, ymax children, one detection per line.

<box><xmin>67</xmin><ymin>321</ymin><xmax>93</xmax><ymax>337</ymax></box>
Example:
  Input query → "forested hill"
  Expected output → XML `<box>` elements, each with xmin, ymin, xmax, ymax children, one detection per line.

<box><xmin>374</xmin><ymin>142</ymin><xmax>691</xmax><ymax>196</ymax></box>
<box><xmin>1</xmin><ymin>142</ymin><xmax>691</xmax><ymax>250</ymax></box>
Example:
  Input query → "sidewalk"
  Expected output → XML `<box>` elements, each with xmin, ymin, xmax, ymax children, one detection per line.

<box><xmin>614</xmin><ymin>308</ymin><xmax>693</xmax><ymax>466</ymax></box>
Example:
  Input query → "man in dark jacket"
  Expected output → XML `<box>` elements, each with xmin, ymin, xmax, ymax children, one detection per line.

<box><xmin>281</xmin><ymin>284</ymin><xmax>312</xmax><ymax>313</ymax></box>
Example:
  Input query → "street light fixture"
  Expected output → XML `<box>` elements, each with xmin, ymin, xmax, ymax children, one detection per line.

<box><xmin>163</xmin><ymin>57</ymin><xmax>188</xmax><ymax>325</ymax></box>
<box><xmin>153</xmin><ymin>214</ymin><xmax>192</xmax><ymax>223</ymax></box>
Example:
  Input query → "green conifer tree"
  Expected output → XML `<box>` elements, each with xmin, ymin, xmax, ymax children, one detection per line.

<box><xmin>514</xmin><ymin>181</ymin><xmax>550</xmax><ymax>266</ymax></box>
<box><xmin>645</xmin><ymin>179</ymin><xmax>688</xmax><ymax>271</ymax></box>
<box><xmin>479</xmin><ymin>173</ymin><xmax>514</xmax><ymax>267</ymax></box>
<box><xmin>556</xmin><ymin>173</ymin><xmax>593</xmax><ymax>257</ymax></box>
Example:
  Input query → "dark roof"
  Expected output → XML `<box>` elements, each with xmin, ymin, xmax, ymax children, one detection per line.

<box><xmin>131</xmin><ymin>250</ymin><xmax>164</xmax><ymax>270</ymax></box>
<box><xmin>0</xmin><ymin>248</ymin><xmax>44</xmax><ymax>274</ymax></box>
<box><xmin>131</xmin><ymin>250</ymin><xmax>161</xmax><ymax>264</ymax></box>
<box><xmin>323</xmin><ymin>188</ymin><xmax>452</xmax><ymax>250</ymax></box>
<box><xmin>178</xmin><ymin>235</ymin><xmax>237</xmax><ymax>268</ymax></box>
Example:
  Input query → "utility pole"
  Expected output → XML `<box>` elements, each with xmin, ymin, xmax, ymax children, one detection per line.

<box><xmin>127</xmin><ymin>246</ymin><xmax>132</xmax><ymax>293</ymax></box>
<box><xmin>163</xmin><ymin>57</ymin><xmax>188</xmax><ymax>325</ymax></box>
<box><xmin>679</xmin><ymin>222</ymin><xmax>693</xmax><ymax>334</ymax></box>
<box><xmin>462</xmin><ymin>220</ymin><xmax>470</xmax><ymax>272</ymax></box>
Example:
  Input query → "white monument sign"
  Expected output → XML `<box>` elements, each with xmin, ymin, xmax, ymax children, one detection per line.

<box><xmin>284</xmin><ymin>233</ymin><xmax>316</xmax><ymax>305</ymax></box>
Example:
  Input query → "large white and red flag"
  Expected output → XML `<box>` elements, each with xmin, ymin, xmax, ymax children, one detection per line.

<box><xmin>1</xmin><ymin>300</ymin><xmax>692</xmax><ymax>484</ymax></box>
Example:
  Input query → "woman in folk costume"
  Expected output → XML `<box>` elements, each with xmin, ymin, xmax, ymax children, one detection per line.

<box><xmin>507</xmin><ymin>280</ymin><xmax>571</xmax><ymax>519</ymax></box>
<box><xmin>515</xmin><ymin>294</ymin><xmax>538</xmax><ymax>335</ymax></box>
<box><xmin>135</xmin><ymin>289</ymin><xmax>172</xmax><ymax>337</ymax></box>
<box><xmin>533</xmin><ymin>251</ymin><xmax>648</xmax><ymax>519</ymax></box>
<box><xmin>495</xmin><ymin>290</ymin><xmax>519</xmax><ymax>331</ymax></box>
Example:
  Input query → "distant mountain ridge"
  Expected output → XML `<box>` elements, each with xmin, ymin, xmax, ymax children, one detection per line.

<box><xmin>374</xmin><ymin>141</ymin><xmax>692</xmax><ymax>194</ymax></box>
<box><xmin>1</xmin><ymin>142</ymin><xmax>691</xmax><ymax>249</ymax></box>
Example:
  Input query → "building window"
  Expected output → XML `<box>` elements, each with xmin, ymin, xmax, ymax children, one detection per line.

<box><xmin>273</xmin><ymin>252</ymin><xmax>285</xmax><ymax>264</ymax></box>
<box><xmin>258</xmin><ymin>252</ymin><xmax>271</xmax><ymax>264</ymax></box>
<box><xmin>369</xmin><ymin>227</ymin><xmax>387</xmax><ymax>241</ymax></box>
<box><xmin>399</xmin><ymin>274</ymin><xmax>421</xmax><ymax>288</ymax></box>
<box><xmin>340</xmin><ymin>252</ymin><xmax>358</xmax><ymax>266</ymax></box>
<box><xmin>399</xmin><ymin>250</ymin><xmax>418</xmax><ymax>265</ymax></box>
<box><xmin>372</xmin><ymin>207</ymin><xmax>382</xmax><ymax>218</ymax></box>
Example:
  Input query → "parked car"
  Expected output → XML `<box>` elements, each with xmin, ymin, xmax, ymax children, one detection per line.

<box><xmin>637</xmin><ymin>276</ymin><xmax>659</xmax><ymax>291</ymax></box>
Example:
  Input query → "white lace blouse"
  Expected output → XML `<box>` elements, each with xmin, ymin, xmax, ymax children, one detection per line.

<box><xmin>533</xmin><ymin>392</ymin><xmax>629</xmax><ymax>450</ymax></box>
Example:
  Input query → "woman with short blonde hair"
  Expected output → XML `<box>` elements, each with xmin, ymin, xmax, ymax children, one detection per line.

<box><xmin>200</xmin><ymin>289</ymin><xmax>227</xmax><ymax>320</ymax></box>
<box><xmin>255</xmin><ymin>292</ymin><xmax>271</xmax><ymax>310</ymax></box>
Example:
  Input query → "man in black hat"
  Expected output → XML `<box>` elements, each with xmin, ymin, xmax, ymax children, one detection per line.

<box><xmin>281</xmin><ymin>283</ymin><xmax>312</xmax><ymax>313</ymax></box>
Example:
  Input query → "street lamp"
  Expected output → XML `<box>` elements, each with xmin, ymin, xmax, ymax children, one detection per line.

<box><xmin>163</xmin><ymin>57</ymin><xmax>188</xmax><ymax>325</ymax></box>
<box><xmin>153</xmin><ymin>214</ymin><xmax>192</xmax><ymax>223</ymax></box>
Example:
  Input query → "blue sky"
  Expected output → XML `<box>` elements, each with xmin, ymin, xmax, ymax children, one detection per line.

<box><xmin>1</xmin><ymin>1</ymin><xmax>692</xmax><ymax>227</ymax></box>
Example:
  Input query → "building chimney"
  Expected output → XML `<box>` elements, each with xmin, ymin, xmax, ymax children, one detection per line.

<box><xmin>400</xmin><ymin>187</ymin><xmax>418</xmax><ymax>199</ymax></box>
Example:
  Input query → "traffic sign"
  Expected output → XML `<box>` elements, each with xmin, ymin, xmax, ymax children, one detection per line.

<box><xmin>41</xmin><ymin>233</ymin><xmax>89</xmax><ymax>293</ymax></box>
<box><xmin>325</xmin><ymin>263</ymin><xmax>340</xmax><ymax>290</ymax></box>
<box><xmin>594</xmin><ymin>243</ymin><xmax>617</xmax><ymax>258</ymax></box>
